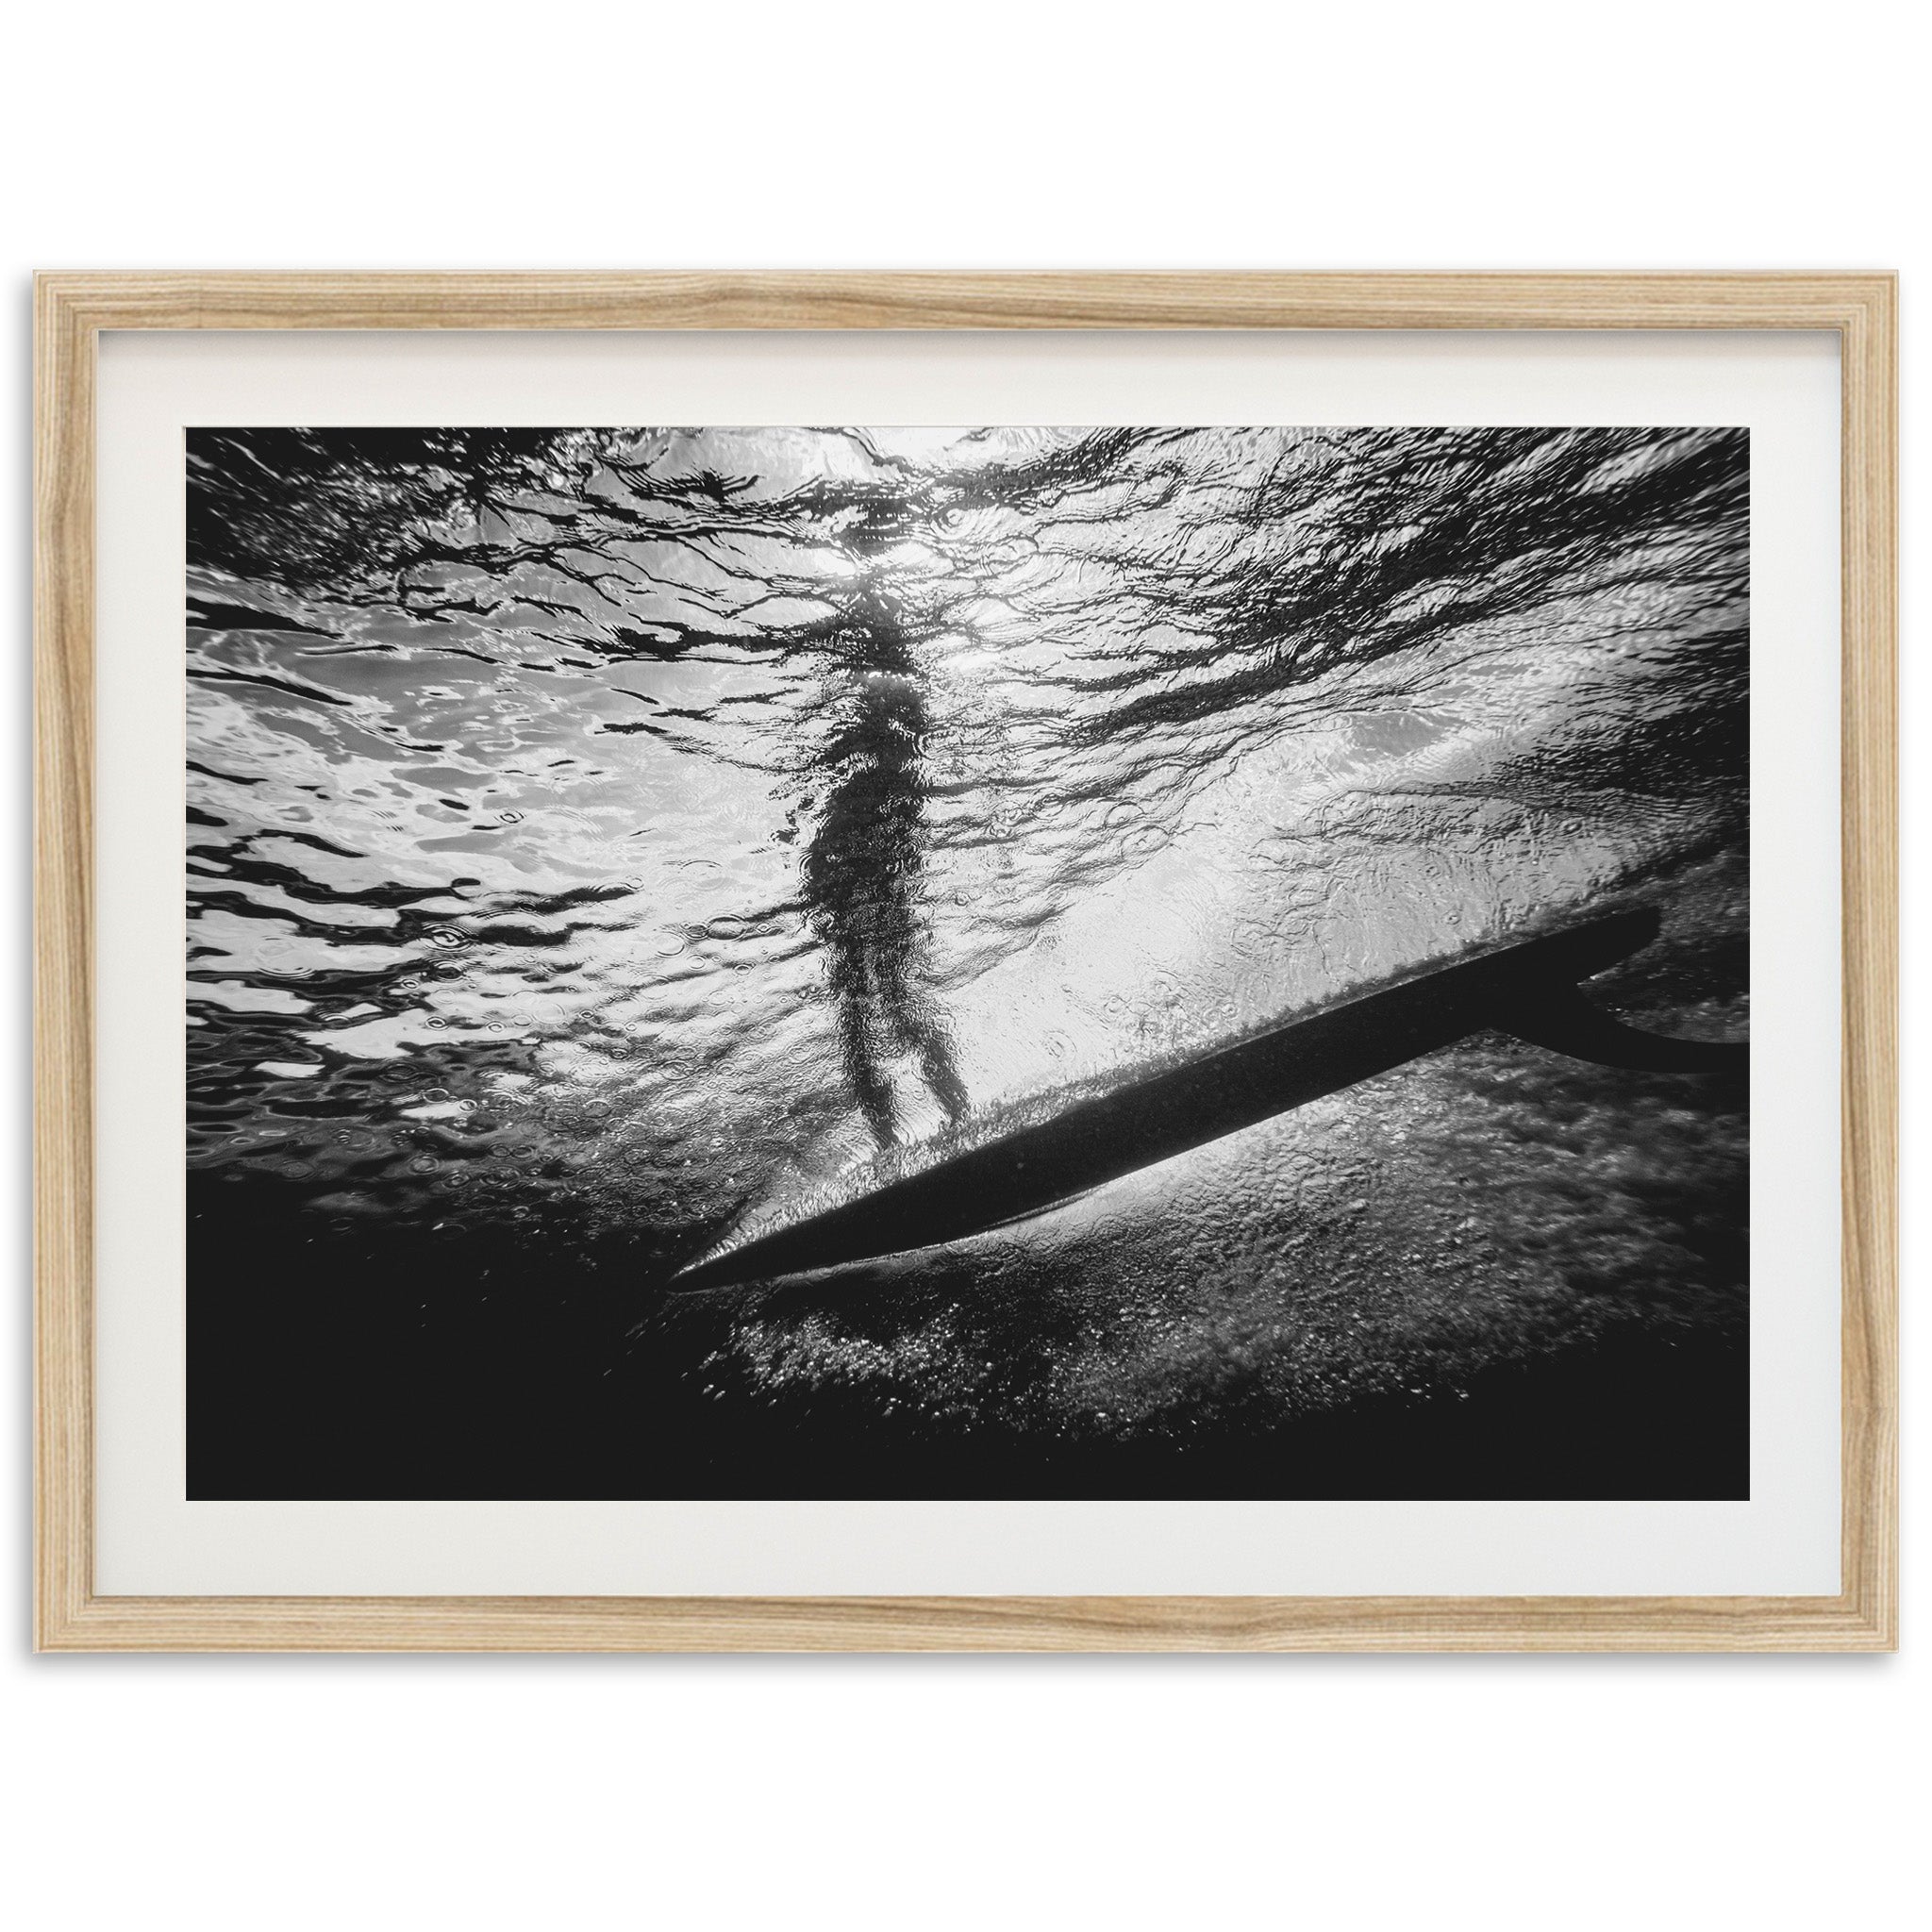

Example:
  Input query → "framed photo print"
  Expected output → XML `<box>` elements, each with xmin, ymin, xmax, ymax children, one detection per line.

<box><xmin>34</xmin><ymin>273</ymin><xmax>1896</xmax><ymax>1649</ymax></box>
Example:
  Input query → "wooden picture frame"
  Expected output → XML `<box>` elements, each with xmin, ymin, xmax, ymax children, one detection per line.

<box><xmin>34</xmin><ymin>273</ymin><xmax>1897</xmax><ymax>1652</ymax></box>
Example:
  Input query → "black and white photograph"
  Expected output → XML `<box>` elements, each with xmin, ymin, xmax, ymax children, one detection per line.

<box><xmin>185</xmin><ymin>424</ymin><xmax>1750</xmax><ymax>1502</ymax></box>
<box><xmin>12</xmin><ymin>0</ymin><xmax>1926</xmax><ymax>1918</ymax></box>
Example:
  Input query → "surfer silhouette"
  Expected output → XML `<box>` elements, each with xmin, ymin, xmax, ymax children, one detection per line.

<box><xmin>799</xmin><ymin>506</ymin><xmax>967</xmax><ymax>1147</ymax></box>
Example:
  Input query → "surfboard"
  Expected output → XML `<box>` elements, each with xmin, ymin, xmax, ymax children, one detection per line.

<box><xmin>668</xmin><ymin>907</ymin><xmax>1744</xmax><ymax>1292</ymax></box>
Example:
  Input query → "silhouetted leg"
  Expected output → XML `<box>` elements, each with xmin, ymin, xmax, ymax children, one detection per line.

<box><xmin>910</xmin><ymin>1017</ymin><xmax>969</xmax><ymax>1124</ymax></box>
<box><xmin>834</xmin><ymin>962</ymin><xmax>900</xmax><ymax>1146</ymax></box>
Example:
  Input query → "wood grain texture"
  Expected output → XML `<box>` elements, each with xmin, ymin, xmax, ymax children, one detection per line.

<box><xmin>21</xmin><ymin>270</ymin><xmax>1902</xmax><ymax>334</ymax></box>
<box><xmin>29</xmin><ymin>1591</ymin><xmax>1900</xmax><ymax>1654</ymax></box>
<box><xmin>32</xmin><ymin>273</ymin><xmax>1899</xmax><ymax>1653</ymax></box>
<box><xmin>34</xmin><ymin>274</ymin><xmax>96</xmax><ymax>1657</ymax></box>
<box><xmin>1836</xmin><ymin>277</ymin><xmax>1900</xmax><ymax>1653</ymax></box>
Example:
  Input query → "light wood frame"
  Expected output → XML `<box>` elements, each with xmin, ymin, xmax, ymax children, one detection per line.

<box><xmin>34</xmin><ymin>273</ymin><xmax>1898</xmax><ymax>1652</ymax></box>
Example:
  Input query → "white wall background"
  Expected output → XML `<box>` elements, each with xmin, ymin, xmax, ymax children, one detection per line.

<box><xmin>2</xmin><ymin>3</ymin><xmax>1920</xmax><ymax>1925</ymax></box>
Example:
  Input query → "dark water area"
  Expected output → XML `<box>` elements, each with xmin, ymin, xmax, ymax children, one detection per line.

<box><xmin>186</xmin><ymin>425</ymin><xmax>1749</xmax><ymax>1500</ymax></box>
<box><xmin>191</xmin><ymin>1058</ymin><xmax>1748</xmax><ymax>1501</ymax></box>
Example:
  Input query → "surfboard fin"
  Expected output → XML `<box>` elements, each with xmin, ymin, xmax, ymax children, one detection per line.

<box><xmin>1500</xmin><ymin>980</ymin><xmax>1747</xmax><ymax>1074</ymax></box>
